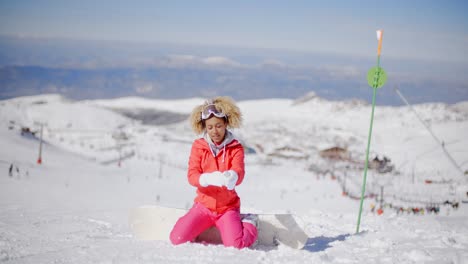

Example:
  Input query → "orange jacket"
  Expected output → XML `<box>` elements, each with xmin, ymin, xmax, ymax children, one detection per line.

<box><xmin>187</xmin><ymin>137</ymin><xmax>245</xmax><ymax>214</ymax></box>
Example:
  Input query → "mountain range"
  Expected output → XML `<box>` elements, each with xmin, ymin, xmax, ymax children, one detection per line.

<box><xmin>1</xmin><ymin>35</ymin><xmax>467</xmax><ymax>105</ymax></box>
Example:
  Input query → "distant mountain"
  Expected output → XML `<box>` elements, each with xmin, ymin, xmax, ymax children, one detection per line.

<box><xmin>2</xmin><ymin>64</ymin><xmax>467</xmax><ymax>106</ymax></box>
<box><xmin>0</xmin><ymin>64</ymin><xmax>365</xmax><ymax>101</ymax></box>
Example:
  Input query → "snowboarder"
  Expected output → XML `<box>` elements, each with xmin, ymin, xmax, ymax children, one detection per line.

<box><xmin>170</xmin><ymin>97</ymin><xmax>258</xmax><ymax>249</ymax></box>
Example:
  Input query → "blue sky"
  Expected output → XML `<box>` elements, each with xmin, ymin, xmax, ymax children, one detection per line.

<box><xmin>1</xmin><ymin>0</ymin><xmax>467</xmax><ymax>62</ymax></box>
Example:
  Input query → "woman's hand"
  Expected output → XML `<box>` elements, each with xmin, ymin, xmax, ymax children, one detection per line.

<box><xmin>223</xmin><ymin>170</ymin><xmax>238</xmax><ymax>190</ymax></box>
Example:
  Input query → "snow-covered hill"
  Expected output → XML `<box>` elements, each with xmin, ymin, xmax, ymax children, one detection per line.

<box><xmin>1</xmin><ymin>93</ymin><xmax>467</xmax><ymax>263</ymax></box>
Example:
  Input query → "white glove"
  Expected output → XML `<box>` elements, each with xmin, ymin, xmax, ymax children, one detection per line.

<box><xmin>199</xmin><ymin>171</ymin><xmax>225</xmax><ymax>187</ymax></box>
<box><xmin>223</xmin><ymin>170</ymin><xmax>238</xmax><ymax>190</ymax></box>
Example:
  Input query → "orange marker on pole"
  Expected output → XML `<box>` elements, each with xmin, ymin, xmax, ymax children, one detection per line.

<box><xmin>376</xmin><ymin>29</ymin><xmax>383</xmax><ymax>57</ymax></box>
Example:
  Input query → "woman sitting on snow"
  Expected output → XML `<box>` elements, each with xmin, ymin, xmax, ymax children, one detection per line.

<box><xmin>170</xmin><ymin>96</ymin><xmax>258</xmax><ymax>249</ymax></box>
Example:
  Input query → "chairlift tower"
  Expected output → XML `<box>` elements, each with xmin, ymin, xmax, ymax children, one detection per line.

<box><xmin>34</xmin><ymin>122</ymin><xmax>44</xmax><ymax>164</ymax></box>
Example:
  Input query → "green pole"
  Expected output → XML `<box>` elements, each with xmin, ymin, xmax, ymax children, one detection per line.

<box><xmin>356</xmin><ymin>72</ymin><xmax>378</xmax><ymax>234</ymax></box>
<box><xmin>356</xmin><ymin>30</ymin><xmax>387</xmax><ymax>234</ymax></box>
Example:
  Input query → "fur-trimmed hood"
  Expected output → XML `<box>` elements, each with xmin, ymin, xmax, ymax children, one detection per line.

<box><xmin>189</xmin><ymin>96</ymin><xmax>242</xmax><ymax>134</ymax></box>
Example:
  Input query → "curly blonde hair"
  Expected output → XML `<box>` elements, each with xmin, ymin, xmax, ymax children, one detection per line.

<box><xmin>190</xmin><ymin>96</ymin><xmax>242</xmax><ymax>134</ymax></box>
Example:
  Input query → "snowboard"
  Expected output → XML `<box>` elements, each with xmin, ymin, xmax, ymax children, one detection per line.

<box><xmin>129</xmin><ymin>205</ymin><xmax>308</xmax><ymax>249</ymax></box>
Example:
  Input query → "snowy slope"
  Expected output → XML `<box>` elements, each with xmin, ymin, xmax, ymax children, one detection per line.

<box><xmin>0</xmin><ymin>94</ymin><xmax>467</xmax><ymax>263</ymax></box>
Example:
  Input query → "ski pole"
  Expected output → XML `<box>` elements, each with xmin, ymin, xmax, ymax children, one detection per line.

<box><xmin>356</xmin><ymin>29</ymin><xmax>387</xmax><ymax>234</ymax></box>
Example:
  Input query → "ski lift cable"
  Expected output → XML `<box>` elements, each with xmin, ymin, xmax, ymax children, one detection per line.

<box><xmin>394</xmin><ymin>85</ymin><xmax>465</xmax><ymax>179</ymax></box>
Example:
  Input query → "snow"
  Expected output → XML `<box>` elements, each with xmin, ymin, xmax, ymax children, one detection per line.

<box><xmin>1</xmin><ymin>94</ymin><xmax>467</xmax><ymax>263</ymax></box>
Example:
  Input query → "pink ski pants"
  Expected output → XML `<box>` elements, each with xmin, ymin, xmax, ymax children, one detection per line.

<box><xmin>170</xmin><ymin>203</ymin><xmax>257</xmax><ymax>249</ymax></box>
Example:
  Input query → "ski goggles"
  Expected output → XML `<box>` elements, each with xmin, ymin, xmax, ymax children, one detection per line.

<box><xmin>201</xmin><ymin>104</ymin><xmax>226</xmax><ymax>120</ymax></box>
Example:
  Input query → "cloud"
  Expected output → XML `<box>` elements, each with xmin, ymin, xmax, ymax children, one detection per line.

<box><xmin>260</xmin><ymin>59</ymin><xmax>286</xmax><ymax>68</ymax></box>
<box><xmin>201</xmin><ymin>56</ymin><xmax>241</xmax><ymax>67</ymax></box>
<box><xmin>135</xmin><ymin>83</ymin><xmax>154</xmax><ymax>94</ymax></box>
<box><xmin>156</xmin><ymin>55</ymin><xmax>242</xmax><ymax>68</ymax></box>
<box><xmin>318</xmin><ymin>65</ymin><xmax>361</xmax><ymax>78</ymax></box>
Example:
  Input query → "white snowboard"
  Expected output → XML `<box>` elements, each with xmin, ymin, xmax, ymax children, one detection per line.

<box><xmin>129</xmin><ymin>205</ymin><xmax>308</xmax><ymax>249</ymax></box>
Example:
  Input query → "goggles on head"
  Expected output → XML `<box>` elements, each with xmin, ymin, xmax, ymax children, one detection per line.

<box><xmin>201</xmin><ymin>104</ymin><xmax>226</xmax><ymax>120</ymax></box>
